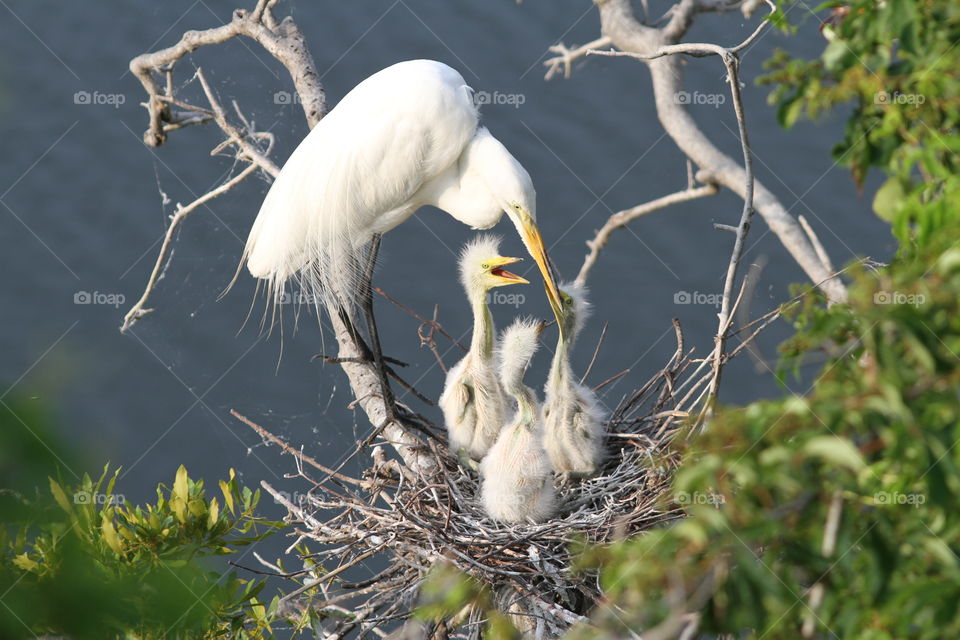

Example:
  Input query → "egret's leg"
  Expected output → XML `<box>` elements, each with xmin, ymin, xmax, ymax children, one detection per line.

<box><xmin>360</xmin><ymin>234</ymin><xmax>401</xmax><ymax>424</ymax></box>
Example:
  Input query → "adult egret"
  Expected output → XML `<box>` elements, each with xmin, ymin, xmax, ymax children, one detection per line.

<box><xmin>481</xmin><ymin>317</ymin><xmax>555</xmax><ymax>524</ymax></box>
<box><xmin>241</xmin><ymin>60</ymin><xmax>564</xmax><ymax>414</ymax></box>
<box><xmin>543</xmin><ymin>283</ymin><xmax>606</xmax><ymax>477</ymax></box>
<box><xmin>439</xmin><ymin>236</ymin><xmax>527</xmax><ymax>461</ymax></box>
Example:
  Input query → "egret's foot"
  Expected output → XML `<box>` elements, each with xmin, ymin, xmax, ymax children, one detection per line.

<box><xmin>456</xmin><ymin>448</ymin><xmax>480</xmax><ymax>472</ymax></box>
<box><xmin>557</xmin><ymin>468</ymin><xmax>595</xmax><ymax>484</ymax></box>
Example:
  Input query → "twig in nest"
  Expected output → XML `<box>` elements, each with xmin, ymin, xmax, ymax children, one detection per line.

<box><xmin>248</xmin><ymin>316</ymin><xmax>779</xmax><ymax>638</ymax></box>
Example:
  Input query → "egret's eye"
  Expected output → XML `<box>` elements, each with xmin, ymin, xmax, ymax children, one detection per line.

<box><xmin>481</xmin><ymin>263</ymin><xmax>489</xmax><ymax>270</ymax></box>
<box><xmin>512</xmin><ymin>203</ymin><xmax>522</xmax><ymax>211</ymax></box>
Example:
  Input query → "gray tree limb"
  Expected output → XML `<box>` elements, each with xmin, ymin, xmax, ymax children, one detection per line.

<box><xmin>560</xmin><ymin>0</ymin><xmax>848</xmax><ymax>303</ymax></box>
<box><xmin>125</xmin><ymin>0</ymin><xmax>436</xmax><ymax>477</ymax></box>
<box><xmin>128</xmin><ymin>0</ymin><xmax>325</xmax><ymax>146</ymax></box>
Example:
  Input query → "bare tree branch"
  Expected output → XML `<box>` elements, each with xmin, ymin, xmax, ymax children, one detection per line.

<box><xmin>125</xmin><ymin>0</ymin><xmax>438</xmax><ymax>477</ymax></box>
<box><xmin>121</xmin><ymin>68</ymin><xmax>275</xmax><ymax>333</ymax></box>
<box><xmin>588</xmin><ymin>36</ymin><xmax>758</xmax><ymax>409</ymax></box>
<box><xmin>120</xmin><ymin>160</ymin><xmax>260</xmax><ymax>332</ymax></box>
<box><xmin>551</xmin><ymin>0</ymin><xmax>848</xmax><ymax>304</ymax></box>
<box><xmin>543</xmin><ymin>36</ymin><xmax>612</xmax><ymax>80</ymax></box>
<box><xmin>576</xmin><ymin>182</ymin><xmax>718</xmax><ymax>285</ymax></box>
<box><xmin>129</xmin><ymin>3</ymin><xmax>325</xmax><ymax>146</ymax></box>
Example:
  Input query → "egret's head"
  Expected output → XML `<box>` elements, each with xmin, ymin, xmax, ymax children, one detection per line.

<box><xmin>458</xmin><ymin>235</ymin><xmax>529</xmax><ymax>297</ymax></box>
<box><xmin>557</xmin><ymin>281</ymin><xmax>592</xmax><ymax>344</ymax></box>
<box><xmin>471</xmin><ymin>128</ymin><xmax>563</xmax><ymax>331</ymax></box>
<box><xmin>497</xmin><ymin>317</ymin><xmax>544</xmax><ymax>395</ymax></box>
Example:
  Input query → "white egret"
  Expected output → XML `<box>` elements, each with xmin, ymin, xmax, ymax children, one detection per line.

<box><xmin>242</xmin><ymin>59</ymin><xmax>564</xmax><ymax>304</ymax></box>
<box><xmin>240</xmin><ymin>60</ymin><xmax>564</xmax><ymax>416</ymax></box>
<box><xmin>543</xmin><ymin>283</ymin><xmax>606</xmax><ymax>477</ymax></box>
<box><xmin>439</xmin><ymin>236</ymin><xmax>528</xmax><ymax>461</ymax></box>
<box><xmin>481</xmin><ymin>317</ymin><xmax>555</xmax><ymax>524</ymax></box>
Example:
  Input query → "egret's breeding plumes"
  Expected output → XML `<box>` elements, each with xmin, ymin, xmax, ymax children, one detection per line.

<box><xmin>439</xmin><ymin>236</ymin><xmax>528</xmax><ymax>461</ymax></box>
<box><xmin>241</xmin><ymin>59</ymin><xmax>563</xmax><ymax>324</ymax></box>
<box><xmin>481</xmin><ymin>318</ymin><xmax>556</xmax><ymax>524</ymax></box>
<box><xmin>543</xmin><ymin>282</ymin><xmax>607</xmax><ymax>477</ymax></box>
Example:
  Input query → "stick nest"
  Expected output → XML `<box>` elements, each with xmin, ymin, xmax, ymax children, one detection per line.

<box><xmin>255</xmin><ymin>322</ymin><xmax>716</xmax><ymax>638</ymax></box>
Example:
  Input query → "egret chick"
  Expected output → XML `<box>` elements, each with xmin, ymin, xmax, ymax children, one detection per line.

<box><xmin>481</xmin><ymin>318</ymin><xmax>556</xmax><ymax>524</ymax></box>
<box><xmin>439</xmin><ymin>236</ymin><xmax>528</xmax><ymax>461</ymax></box>
<box><xmin>543</xmin><ymin>283</ymin><xmax>607</xmax><ymax>477</ymax></box>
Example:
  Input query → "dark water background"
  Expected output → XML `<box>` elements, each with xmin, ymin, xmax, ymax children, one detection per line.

<box><xmin>1</xmin><ymin>0</ymin><xmax>892</xmax><ymax>576</ymax></box>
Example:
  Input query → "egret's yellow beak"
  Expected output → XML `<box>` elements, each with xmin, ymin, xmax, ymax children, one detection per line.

<box><xmin>515</xmin><ymin>210</ymin><xmax>564</xmax><ymax>334</ymax></box>
<box><xmin>487</xmin><ymin>256</ymin><xmax>529</xmax><ymax>285</ymax></box>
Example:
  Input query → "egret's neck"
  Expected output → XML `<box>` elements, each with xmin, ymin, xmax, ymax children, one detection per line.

<box><xmin>513</xmin><ymin>386</ymin><xmax>538</xmax><ymax>425</ymax></box>
<box><xmin>550</xmin><ymin>332</ymin><xmax>573</xmax><ymax>384</ymax></box>
<box><xmin>551</xmin><ymin>311</ymin><xmax>579</xmax><ymax>377</ymax></box>
<box><xmin>469</xmin><ymin>290</ymin><xmax>494</xmax><ymax>358</ymax></box>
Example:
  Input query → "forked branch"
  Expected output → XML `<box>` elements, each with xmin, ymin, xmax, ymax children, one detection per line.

<box><xmin>548</xmin><ymin>0</ymin><xmax>847</xmax><ymax>306</ymax></box>
<box><xmin>128</xmin><ymin>0</ymin><xmax>325</xmax><ymax>146</ymax></box>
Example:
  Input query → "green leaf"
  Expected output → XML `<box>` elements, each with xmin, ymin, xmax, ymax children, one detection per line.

<box><xmin>13</xmin><ymin>553</ymin><xmax>38</xmax><ymax>572</ymax></box>
<box><xmin>220</xmin><ymin>480</ymin><xmax>235</xmax><ymax>515</ymax></box>
<box><xmin>171</xmin><ymin>497</ymin><xmax>187</xmax><ymax>523</ymax></box>
<box><xmin>873</xmin><ymin>177</ymin><xmax>906</xmax><ymax>222</ymax></box>
<box><xmin>101</xmin><ymin>515</ymin><xmax>123</xmax><ymax>554</ymax></box>
<box><xmin>207</xmin><ymin>497</ymin><xmax>220</xmax><ymax>530</ymax></box>
<box><xmin>822</xmin><ymin>39</ymin><xmax>852</xmax><ymax>73</ymax></box>
<box><xmin>803</xmin><ymin>435</ymin><xmax>865</xmax><ymax>471</ymax></box>
<box><xmin>49</xmin><ymin>477</ymin><xmax>73</xmax><ymax>513</ymax></box>
<box><xmin>173</xmin><ymin>464</ymin><xmax>189</xmax><ymax>503</ymax></box>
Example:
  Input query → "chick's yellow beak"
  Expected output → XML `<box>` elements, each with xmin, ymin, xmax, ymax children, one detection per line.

<box><xmin>487</xmin><ymin>256</ymin><xmax>529</xmax><ymax>285</ymax></box>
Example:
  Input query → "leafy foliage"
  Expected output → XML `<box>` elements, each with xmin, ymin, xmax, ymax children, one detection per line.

<box><xmin>416</xmin><ymin>563</ymin><xmax>522</xmax><ymax>639</ymax></box>
<box><xmin>0</xmin><ymin>445</ymin><xmax>282</xmax><ymax>639</ymax></box>
<box><xmin>760</xmin><ymin>0</ymin><xmax>960</xmax><ymax>250</ymax></box>
<box><xmin>576</xmin><ymin>231</ymin><xmax>960</xmax><ymax>638</ymax></box>
<box><xmin>566</xmin><ymin>2</ymin><xmax>960</xmax><ymax>638</ymax></box>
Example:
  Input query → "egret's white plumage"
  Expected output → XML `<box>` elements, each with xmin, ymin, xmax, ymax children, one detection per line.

<box><xmin>241</xmin><ymin>59</ymin><xmax>563</xmax><ymax>321</ymax></box>
<box><xmin>543</xmin><ymin>282</ymin><xmax>607</xmax><ymax>477</ymax></box>
<box><xmin>439</xmin><ymin>236</ymin><xmax>528</xmax><ymax>461</ymax></box>
<box><xmin>481</xmin><ymin>317</ymin><xmax>555</xmax><ymax>523</ymax></box>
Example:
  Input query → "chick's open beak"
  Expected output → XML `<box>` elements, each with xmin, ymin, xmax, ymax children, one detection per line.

<box><xmin>488</xmin><ymin>256</ymin><xmax>529</xmax><ymax>285</ymax></box>
<box><xmin>516</xmin><ymin>213</ymin><xmax>564</xmax><ymax>334</ymax></box>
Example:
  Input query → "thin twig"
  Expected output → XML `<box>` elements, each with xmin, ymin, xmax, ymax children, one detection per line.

<box><xmin>576</xmin><ymin>184</ymin><xmax>718</xmax><ymax>285</ymax></box>
<box><xmin>231</xmin><ymin>410</ymin><xmax>365</xmax><ymax>486</ymax></box>
<box><xmin>120</xmin><ymin>160</ymin><xmax>261</xmax><ymax>332</ymax></box>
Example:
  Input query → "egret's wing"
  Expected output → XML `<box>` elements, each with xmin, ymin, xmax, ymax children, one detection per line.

<box><xmin>244</xmin><ymin>60</ymin><xmax>478</xmax><ymax>307</ymax></box>
<box><xmin>453</xmin><ymin>382</ymin><xmax>473</xmax><ymax>424</ymax></box>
